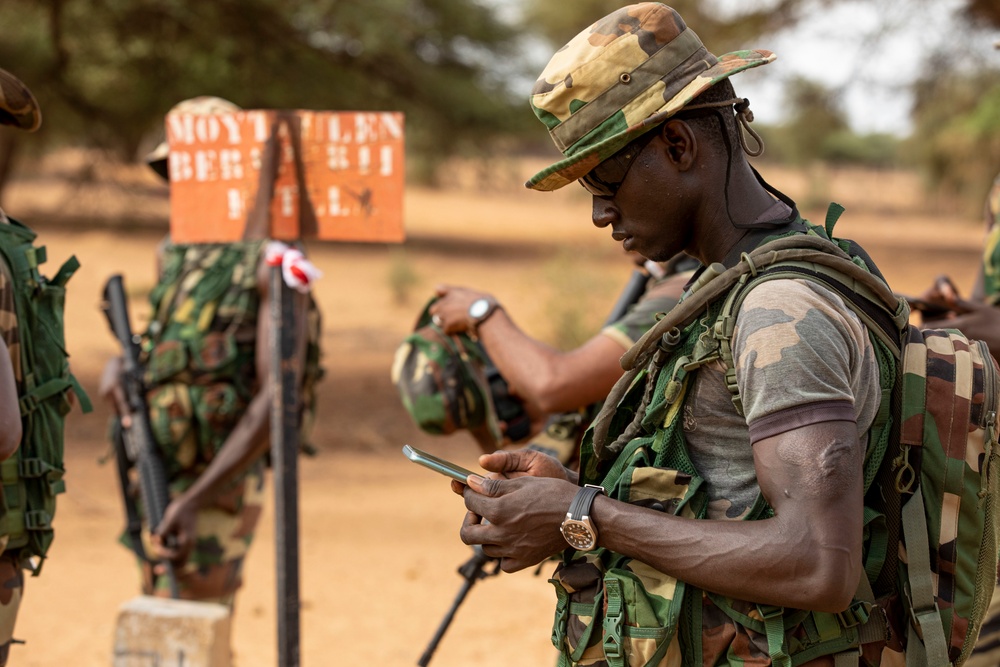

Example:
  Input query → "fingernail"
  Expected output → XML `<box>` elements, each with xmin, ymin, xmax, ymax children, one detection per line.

<box><xmin>468</xmin><ymin>474</ymin><xmax>485</xmax><ymax>484</ymax></box>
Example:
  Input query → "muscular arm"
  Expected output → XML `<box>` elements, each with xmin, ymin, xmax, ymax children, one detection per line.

<box><xmin>428</xmin><ymin>285</ymin><xmax>631</xmax><ymax>414</ymax></box>
<box><xmin>462</xmin><ymin>418</ymin><xmax>863</xmax><ymax>613</ymax></box>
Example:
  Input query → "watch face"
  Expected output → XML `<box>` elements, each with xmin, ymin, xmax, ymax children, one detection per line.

<box><xmin>469</xmin><ymin>298</ymin><xmax>491</xmax><ymax>319</ymax></box>
<box><xmin>560</xmin><ymin>520</ymin><xmax>597</xmax><ymax>551</ymax></box>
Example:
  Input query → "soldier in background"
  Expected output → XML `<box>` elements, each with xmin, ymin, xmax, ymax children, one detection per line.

<box><xmin>423</xmin><ymin>252</ymin><xmax>698</xmax><ymax>465</ymax></box>
<box><xmin>99</xmin><ymin>96</ymin><xmax>323</xmax><ymax>607</ymax></box>
<box><xmin>0</xmin><ymin>68</ymin><xmax>74</xmax><ymax>664</ymax></box>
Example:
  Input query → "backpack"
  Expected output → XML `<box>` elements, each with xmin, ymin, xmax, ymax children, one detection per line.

<box><xmin>0</xmin><ymin>218</ymin><xmax>91</xmax><ymax>573</ymax></box>
<box><xmin>562</xmin><ymin>206</ymin><xmax>1000</xmax><ymax>666</ymax></box>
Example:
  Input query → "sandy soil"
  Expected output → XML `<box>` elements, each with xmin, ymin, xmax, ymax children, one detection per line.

<box><xmin>0</xmin><ymin>162</ymin><xmax>988</xmax><ymax>666</ymax></box>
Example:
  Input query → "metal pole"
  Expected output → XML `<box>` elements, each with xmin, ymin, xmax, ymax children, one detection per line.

<box><xmin>271</xmin><ymin>264</ymin><xmax>301</xmax><ymax>667</ymax></box>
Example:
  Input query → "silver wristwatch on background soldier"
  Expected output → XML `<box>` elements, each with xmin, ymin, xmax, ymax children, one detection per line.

<box><xmin>560</xmin><ymin>484</ymin><xmax>605</xmax><ymax>551</ymax></box>
<box><xmin>467</xmin><ymin>297</ymin><xmax>499</xmax><ymax>334</ymax></box>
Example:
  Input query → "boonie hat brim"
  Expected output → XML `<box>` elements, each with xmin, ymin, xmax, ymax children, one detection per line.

<box><xmin>527</xmin><ymin>49</ymin><xmax>774</xmax><ymax>192</ymax></box>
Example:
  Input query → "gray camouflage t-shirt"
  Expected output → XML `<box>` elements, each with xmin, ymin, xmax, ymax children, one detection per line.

<box><xmin>683</xmin><ymin>278</ymin><xmax>880</xmax><ymax>520</ymax></box>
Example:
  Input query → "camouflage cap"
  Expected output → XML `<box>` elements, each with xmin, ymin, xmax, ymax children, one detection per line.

<box><xmin>0</xmin><ymin>68</ymin><xmax>41</xmax><ymax>132</ymax></box>
<box><xmin>391</xmin><ymin>298</ymin><xmax>504</xmax><ymax>452</ymax></box>
<box><xmin>146</xmin><ymin>96</ymin><xmax>242</xmax><ymax>179</ymax></box>
<box><xmin>526</xmin><ymin>2</ymin><xmax>774</xmax><ymax>191</ymax></box>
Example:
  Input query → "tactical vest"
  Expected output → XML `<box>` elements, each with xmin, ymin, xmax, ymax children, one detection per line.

<box><xmin>550</xmin><ymin>208</ymin><xmax>1000</xmax><ymax>666</ymax></box>
<box><xmin>142</xmin><ymin>240</ymin><xmax>322</xmax><ymax>487</ymax></box>
<box><xmin>0</xmin><ymin>217</ymin><xmax>91</xmax><ymax>571</ymax></box>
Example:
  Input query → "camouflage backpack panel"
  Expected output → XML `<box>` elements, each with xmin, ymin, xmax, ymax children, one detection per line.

<box><xmin>895</xmin><ymin>326</ymin><xmax>1000</xmax><ymax>665</ymax></box>
<box><xmin>0</xmin><ymin>218</ymin><xmax>89</xmax><ymax>569</ymax></box>
<box><xmin>143</xmin><ymin>240</ymin><xmax>322</xmax><ymax>484</ymax></box>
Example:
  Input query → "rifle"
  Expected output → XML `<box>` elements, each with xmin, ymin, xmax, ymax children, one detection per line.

<box><xmin>102</xmin><ymin>274</ymin><xmax>180</xmax><ymax>599</ymax></box>
<box><xmin>417</xmin><ymin>546</ymin><xmax>500</xmax><ymax>667</ymax></box>
<box><xmin>416</xmin><ymin>264</ymin><xmax>658</xmax><ymax>665</ymax></box>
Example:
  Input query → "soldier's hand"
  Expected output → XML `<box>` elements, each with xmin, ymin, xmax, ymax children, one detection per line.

<box><xmin>152</xmin><ymin>498</ymin><xmax>197</xmax><ymax>565</ymax></box>
<box><xmin>460</xmin><ymin>475</ymin><xmax>577</xmax><ymax>572</ymax></box>
<box><xmin>429</xmin><ymin>285</ymin><xmax>497</xmax><ymax>334</ymax></box>
<box><xmin>98</xmin><ymin>356</ymin><xmax>132</xmax><ymax>428</ymax></box>
<box><xmin>449</xmin><ymin>447</ymin><xmax>571</xmax><ymax>496</ymax></box>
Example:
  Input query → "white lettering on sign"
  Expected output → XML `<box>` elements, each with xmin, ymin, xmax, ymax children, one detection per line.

<box><xmin>279</xmin><ymin>186</ymin><xmax>297</xmax><ymax>217</ymax></box>
<box><xmin>380</xmin><ymin>146</ymin><xmax>393</xmax><ymax>176</ymax></box>
<box><xmin>327</xmin><ymin>145</ymin><xmax>349</xmax><ymax>171</ymax></box>
<box><xmin>227</xmin><ymin>188</ymin><xmax>243</xmax><ymax>220</ymax></box>
<box><xmin>380</xmin><ymin>113</ymin><xmax>403</xmax><ymax>139</ymax></box>
<box><xmin>220</xmin><ymin>149</ymin><xmax>243</xmax><ymax>180</ymax></box>
<box><xmin>169</xmin><ymin>152</ymin><xmax>193</xmax><ymax>182</ymax></box>
<box><xmin>354</xmin><ymin>114</ymin><xmax>378</xmax><ymax>144</ymax></box>
<box><xmin>194</xmin><ymin>150</ymin><xmax>217</xmax><ymax>182</ymax></box>
<box><xmin>358</xmin><ymin>145</ymin><xmax>371</xmax><ymax>175</ymax></box>
<box><xmin>328</xmin><ymin>187</ymin><xmax>341</xmax><ymax>216</ymax></box>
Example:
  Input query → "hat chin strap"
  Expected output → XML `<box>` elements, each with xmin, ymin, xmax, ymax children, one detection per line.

<box><xmin>680</xmin><ymin>97</ymin><xmax>764</xmax><ymax>157</ymax></box>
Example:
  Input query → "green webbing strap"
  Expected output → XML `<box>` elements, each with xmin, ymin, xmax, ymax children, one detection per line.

<box><xmin>18</xmin><ymin>378</ymin><xmax>72</xmax><ymax>416</ymax></box>
<box><xmin>901</xmin><ymin>488</ymin><xmax>950</xmax><ymax>667</ymax></box>
<box><xmin>825</xmin><ymin>202</ymin><xmax>846</xmax><ymax>238</ymax></box>
<box><xmin>758</xmin><ymin>605</ymin><xmax>792</xmax><ymax>667</ymax></box>
<box><xmin>552</xmin><ymin>582</ymin><xmax>569</xmax><ymax>648</ymax></box>
<box><xmin>51</xmin><ymin>255</ymin><xmax>80</xmax><ymax>287</ymax></box>
<box><xmin>602</xmin><ymin>578</ymin><xmax>625</xmax><ymax>667</ymax></box>
<box><xmin>70</xmin><ymin>373</ymin><xmax>93</xmax><ymax>413</ymax></box>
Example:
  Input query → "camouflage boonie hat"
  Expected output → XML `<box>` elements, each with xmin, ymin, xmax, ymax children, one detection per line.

<box><xmin>146</xmin><ymin>96</ymin><xmax>241</xmax><ymax>180</ymax></box>
<box><xmin>0</xmin><ymin>68</ymin><xmax>41</xmax><ymax>132</ymax></box>
<box><xmin>391</xmin><ymin>298</ymin><xmax>503</xmax><ymax>452</ymax></box>
<box><xmin>526</xmin><ymin>2</ymin><xmax>775</xmax><ymax>191</ymax></box>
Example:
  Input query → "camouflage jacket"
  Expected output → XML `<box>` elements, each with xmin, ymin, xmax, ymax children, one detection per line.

<box><xmin>142</xmin><ymin>240</ymin><xmax>322</xmax><ymax>488</ymax></box>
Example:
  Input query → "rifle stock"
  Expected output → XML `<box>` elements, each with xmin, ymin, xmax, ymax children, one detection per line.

<box><xmin>102</xmin><ymin>274</ymin><xmax>180</xmax><ymax>598</ymax></box>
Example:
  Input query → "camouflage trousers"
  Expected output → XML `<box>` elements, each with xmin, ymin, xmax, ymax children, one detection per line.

<box><xmin>126</xmin><ymin>465</ymin><xmax>265</xmax><ymax>607</ymax></box>
<box><xmin>0</xmin><ymin>553</ymin><xmax>23</xmax><ymax>667</ymax></box>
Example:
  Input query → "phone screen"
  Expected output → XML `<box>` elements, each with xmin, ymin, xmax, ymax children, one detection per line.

<box><xmin>402</xmin><ymin>445</ymin><xmax>477</xmax><ymax>483</ymax></box>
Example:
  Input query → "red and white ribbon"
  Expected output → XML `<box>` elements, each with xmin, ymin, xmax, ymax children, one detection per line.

<box><xmin>265</xmin><ymin>241</ymin><xmax>322</xmax><ymax>294</ymax></box>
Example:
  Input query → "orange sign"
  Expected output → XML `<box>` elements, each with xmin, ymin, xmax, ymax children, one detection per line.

<box><xmin>166</xmin><ymin>110</ymin><xmax>405</xmax><ymax>243</ymax></box>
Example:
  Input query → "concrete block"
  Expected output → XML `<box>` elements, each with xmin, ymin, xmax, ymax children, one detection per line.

<box><xmin>112</xmin><ymin>596</ymin><xmax>232</xmax><ymax>667</ymax></box>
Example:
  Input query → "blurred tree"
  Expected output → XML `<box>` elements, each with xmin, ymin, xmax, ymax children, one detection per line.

<box><xmin>0</xmin><ymin>0</ymin><xmax>538</xmax><ymax>186</ymax></box>
<box><xmin>907</xmin><ymin>57</ymin><xmax>1000</xmax><ymax>215</ymax></box>
<box><xmin>776</xmin><ymin>76</ymin><xmax>849</xmax><ymax>166</ymax></box>
<box><xmin>520</xmin><ymin>0</ymin><xmax>826</xmax><ymax>53</ymax></box>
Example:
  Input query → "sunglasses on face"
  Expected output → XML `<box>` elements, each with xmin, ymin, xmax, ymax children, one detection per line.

<box><xmin>579</xmin><ymin>130</ymin><xmax>659</xmax><ymax>198</ymax></box>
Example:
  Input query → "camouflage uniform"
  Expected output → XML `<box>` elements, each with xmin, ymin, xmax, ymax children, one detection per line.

<box><xmin>0</xmin><ymin>68</ymin><xmax>42</xmax><ymax>665</ymax></box>
<box><xmin>964</xmin><ymin>172</ymin><xmax>1000</xmax><ymax>667</ymax></box>
<box><xmin>0</xmin><ymin>217</ymin><xmax>23</xmax><ymax>665</ymax></box>
<box><xmin>124</xmin><ymin>240</ymin><xmax>321</xmax><ymax>605</ymax></box>
<box><xmin>524</xmin><ymin>5</ymin><xmax>892</xmax><ymax>664</ymax></box>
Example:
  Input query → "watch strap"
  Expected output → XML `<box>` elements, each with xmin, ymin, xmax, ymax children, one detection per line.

<box><xmin>469</xmin><ymin>298</ymin><xmax>501</xmax><ymax>334</ymax></box>
<box><xmin>567</xmin><ymin>484</ymin><xmax>605</xmax><ymax>520</ymax></box>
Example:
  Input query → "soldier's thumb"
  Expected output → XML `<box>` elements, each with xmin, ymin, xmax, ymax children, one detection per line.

<box><xmin>467</xmin><ymin>474</ymin><xmax>505</xmax><ymax>498</ymax></box>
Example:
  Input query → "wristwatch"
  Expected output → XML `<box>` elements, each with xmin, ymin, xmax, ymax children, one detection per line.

<box><xmin>560</xmin><ymin>484</ymin><xmax>605</xmax><ymax>551</ymax></box>
<box><xmin>467</xmin><ymin>297</ymin><xmax>499</xmax><ymax>333</ymax></box>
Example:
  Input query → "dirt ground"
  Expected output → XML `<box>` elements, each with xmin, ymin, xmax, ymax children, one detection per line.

<box><xmin>0</xmin><ymin>161</ymin><xmax>988</xmax><ymax>666</ymax></box>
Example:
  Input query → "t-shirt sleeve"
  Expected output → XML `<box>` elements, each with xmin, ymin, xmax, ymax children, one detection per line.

<box><xmin>733</xmin><ymin>278</ymin><xmax>878</xmax><ymax>445</ymax></box>
<box><xmin>600</xmin><ymin>271</ymin><xmax>692</xmax><ymax>349</ymax></box>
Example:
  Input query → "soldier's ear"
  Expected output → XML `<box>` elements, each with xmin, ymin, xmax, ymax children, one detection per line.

<box><xmin>660</xmin><ymin>119</ymin><xmax>697</xmax><ymax>171</ymax></box>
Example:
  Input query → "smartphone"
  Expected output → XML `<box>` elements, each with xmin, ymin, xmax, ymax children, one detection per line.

<box><xmin>402</xmin><ymin>444</ymin><xmax>477</xmax><ymax>483</ymax></box>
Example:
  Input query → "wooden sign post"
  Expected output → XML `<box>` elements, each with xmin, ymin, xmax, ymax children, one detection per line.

<box><xmin>167</xmin><ymin>109</ymin><xmax>406</xmax><ymax>667</ymax></box>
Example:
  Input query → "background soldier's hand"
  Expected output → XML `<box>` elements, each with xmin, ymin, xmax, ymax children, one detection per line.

<box><xmin>98</xmin><ymin>356</ymin><xmax>132</xmax><ymax>428</ymax></box>
<box><xmin>151</xmin><ymin>497</ymin><xmax>197</xmax><ymax>565</ymax></box>
<box><xmin>429</xmin><ymin>285</ymin><xmax>497</xmax><ymax>334</ymax></box>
